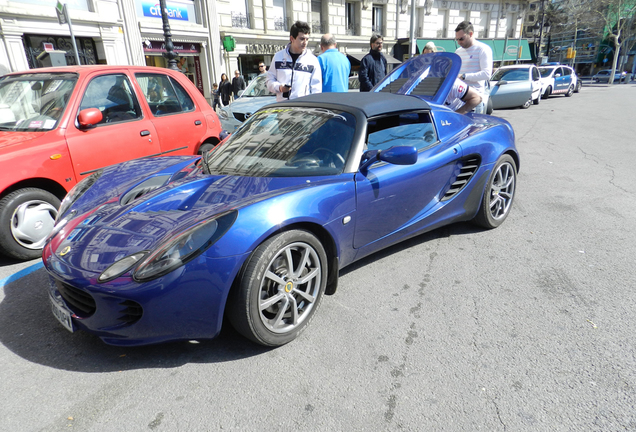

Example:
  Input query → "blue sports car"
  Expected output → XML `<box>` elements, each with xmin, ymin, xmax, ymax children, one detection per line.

<box><xmin>43</xmin><ymin>53</ymin><xmax>519</xmax><ymax>347</ymax></box>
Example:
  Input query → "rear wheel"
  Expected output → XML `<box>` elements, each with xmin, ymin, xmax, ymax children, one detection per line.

<box><xmin>533</xmin><ymin>94</ymin><xmax>540</xmax><ymax>105</ymax></box>
<box><xmin>574</xmin><ymin>80</ymin><xmax>582</xmax><ymax>93</ymax></box>
<box><xmin>0</xmin><ymin>188</ymin><xmax>60</xmax><ymax>260</ymax></box>
<box><xmin>565</xmin><ymin>84</ymin><xmax>574</xmax><ymax>97</ymax></box>
<box><xmin>227</xmin><ymin>229</ymin><xmax>328</xmax><ymax>346</ymax></box>
<box><xmin>486</xmin><ymin>97</ymin><xmax>493</xmax><ymax>115</ymax></box>
<box><xmin>197</xmin><ymin>142</ymin><xmax>216</xmax><ymax>155</ymax></box>
<box><xmin>473</xmin><ymin>155</ymin><xmax>517</xmax><ymax>229</ymax></box>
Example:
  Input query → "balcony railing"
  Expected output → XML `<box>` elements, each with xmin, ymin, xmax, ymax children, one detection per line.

<box><xmin>372</xmin><ymin>24</ymin><xmax>383</xmax><ymax>34</ymax></box>
<box><xmin>311</xmin><ymin>20</ymin><xmax>327</xmax><ymax>34</ymax></box>
<box><xmin>231</xmin><ymin>12</ymin><xmax>251</xmax><ymax>29</ymax></box>
<box><xmin>274</xmin><ymin>16</ymin><xmax>292</xmax><ymax>31</ymax></box>
<box><xmin>345</xmin><ymin>22</ymin><xmax>360</xmax><ymax>36</ymax></box>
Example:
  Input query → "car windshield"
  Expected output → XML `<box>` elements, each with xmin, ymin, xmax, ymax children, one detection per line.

<box><xmin>240</xmin><ymin>75</ymin><xmax>275</xmax><ymax>98</ymax></box>
<box><xmin>538</xmin><ymin>67</ymin><xmax>555</xmax><ymax>77</ymax></box>
<box><xmin>204</xmin><ymin>107</ymin><xmax>356</xmax><ymax>177</ymax></box>
<box><xmin>0</xmin><ymin>72</ymin><xmax>78</xmax><ymax>131</ymax></box>
<box><xmin>491</xmin><ymin>68</ymin><xmax>528</xmax><ymax>81</ymax></box>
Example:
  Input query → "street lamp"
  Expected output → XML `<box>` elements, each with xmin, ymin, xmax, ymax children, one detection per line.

<box><xmin>159</xmin><ymin>0</ymin><xmax>179</xmax><ymax>71</ymax></box>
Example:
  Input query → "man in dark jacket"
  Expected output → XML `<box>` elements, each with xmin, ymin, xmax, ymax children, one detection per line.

<box><xmin>232</xmin><ymin>70</ymin><xmax>246</xmax><ymax>99</ymax></box>
<box><xmin>359</xmin><ymin>34</ymin><xmax>387</xmax><ymax>92</ymax></box>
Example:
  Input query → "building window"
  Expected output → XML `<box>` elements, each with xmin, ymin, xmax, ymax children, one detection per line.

<box><xmin>479</xmin><ymin>12</ymin><xmax>490</xmax><ymax>38</ymax></box>
<box><xmin>437</xmin><ymin>9</ymin><xmax>449</xmax><ymax>38</ymax></box>
<box><xmin>346</xmin><ymin>2</ymin><xmax>359</xmax><ymax>36</ymax></box>
<box><xmin>273</xmin><ymin>0</ymin><xmax>289</xmax><ymax>31</ymax></box>
<box><xmin>231</xmin><ymin>12</ymin><xmax>251</xmax><ymax>28</ymax></box>
<box><xmin>372</xmin><ymin>5</ymin><xmax>384</xmax><ymax>34</ymax></box>
<box><xmin>311</xmin><ymin>0</ymin><xmax>325</xmax><ymax>33</ymax></box>
<box><xmin>23</xmin><ymin>34</ymin><xmax>97</xmax><ymax>69</ymax></box>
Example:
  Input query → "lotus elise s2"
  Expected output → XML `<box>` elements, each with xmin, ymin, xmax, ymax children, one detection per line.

<box><xmin>43</xmin><ymin>53</ymin><xmax>519</xmax><ymax>347</ymax></box>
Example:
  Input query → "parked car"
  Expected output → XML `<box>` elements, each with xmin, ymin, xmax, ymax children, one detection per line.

<box><xmin>348</xmin><ymin>75</ymin><xmax>360</xmax><ymax>92</ymax></box>
<box><xmin>44</xmin><ymin>53</ymin><xmax>519</xmax><ymax>347</ymax></box>
<box><xmin>0</xmin><ymin>65</ymin><xmax>223</xmax><ymax>260</ymax></box>
<box><xmin>217</xmin><ymin>74</ymin><xmax>275</xmax><ymax>131</ymax></box>
<box><xmin>592</xmin><ymin>69</ymin><xmax>629</xmax><ymax>83</ymax></box>
<box><xmin>489</xmin><ymin>64</ymin><xmax>542</xmax><ymax>109</ymax></box>
<box><xmin>539</xmin><ymin>65</ymin><xmax>580</xmax><ymax>98</ymax></box>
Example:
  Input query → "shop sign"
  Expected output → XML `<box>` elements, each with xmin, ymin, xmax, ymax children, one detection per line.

<box><xmin>193</xmin><ymin>56</ymin><xmax>204</xmax><ymax>95</ymax></box>
<box><xmin>143</xmin><ymin>40</ymin><xmax>201</xmax><ymax>53</ymax></box>
<box><xmin>246</xmin><ymin>44</ymin><xmax>287</xmax><ymax>54</ymax></box>
<box><xmin>139</xmin><ymin>0</ymin><xmax>191</xmax><ymax>21</ymax></box>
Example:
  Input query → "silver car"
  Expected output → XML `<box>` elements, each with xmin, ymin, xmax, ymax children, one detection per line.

<box><xmin>489</xmin><ymin>65</ymin><xmax>542</xmax><ymax>110</ymax></box>
<box><xmin>218</xmin><ymin>74</ymin><xmax>275</xmax><ymax>131</ymax></box>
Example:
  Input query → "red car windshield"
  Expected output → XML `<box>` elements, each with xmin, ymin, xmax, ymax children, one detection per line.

<box><xmin>0</xmin><ymin>72</ymin><xmax>78</xmax><ymax>132</ymax></box>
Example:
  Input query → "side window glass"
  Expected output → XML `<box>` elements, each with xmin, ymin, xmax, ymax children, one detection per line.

<box><xmin>136</xmin><ymin>73</ymin><xmax>193</xmax><ymax>116</ymax></box>
<box><xmin>170</xmin><ymin>77</ymin><xmax>195</xmax><ymax>112</ymax></box>
<box><xmin>564</xmin><ymin>68</ymin><xmax>572</xmax><ymax>76</ymax></box>
<box><xmin>532</xmin><ymin>68</ymin><xmax>540</xmax><ymax>80</ymax></box>
<box><xmin>79</xmin><ymin>74</ymin><xmax>141</xmax><ymax>124</ymax></box>
<box><xmin>556</xmin><ymin>67</ymin><xmax>563</xmax><ymax>77</ymax></box>
<box><xmin>367</xmin><ymin>112</ymin><xmax>436</xmax><ymax>152</ymax></box>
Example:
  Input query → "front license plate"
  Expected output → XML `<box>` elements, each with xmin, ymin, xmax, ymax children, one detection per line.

<box><xmin>50</xmin><ymin>295</ymin><xmax>75</xmax><ymax>333</ymax></box>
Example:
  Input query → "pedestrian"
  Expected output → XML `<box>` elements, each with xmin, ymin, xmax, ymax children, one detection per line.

<box><xmin>258</xmin><ymin>62</ymin><xmax>267</xmax><ymax>75</ymax></box>
<box><xmin>219</xmin><ymin>73</ymin><xmax>232</xmax><ymax>106</ymax></box>
<box><xmin>454</xmin><ymin>21</ymin><xmax>493</xmax><ymax>114</ymax></box>
<box><xmin>211</xmin><ymin>83</ymin><xmax>221</xmax><ymax>112</ymax></box>
<box><xmin>358</xmin><ymin>34</ymin><xmax>387</xmax><ymax>92</ymax></box>
<box><xmin>318</xmin><ymin>33</ymin><xmax>351</xmax><ymax>92</ymax></box>
<box><xmin>422</xmin><ymin>42</ymin><xmax>482</xmax><ymax>114</ymax></box>
<box><xmin>232</xmin><ymin>70</ymin><xmax>246</xmax><ymax>99</ymax></box>
<box><xmin>266</xmin><ymin>20</ymin><xmax>322</xmax><ymax>102</ymax></box>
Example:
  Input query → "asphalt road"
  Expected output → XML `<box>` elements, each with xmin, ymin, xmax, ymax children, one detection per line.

<box><xmin>1</xmin><ymin>82</ymin><xmax>636</xmax><ymax>431</ymax></box>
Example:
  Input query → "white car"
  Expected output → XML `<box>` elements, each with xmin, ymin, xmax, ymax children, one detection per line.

<box><xmin>539</xmin><ymin>65</ymin><xmax>580</xmax><ymax>98</ymax></box>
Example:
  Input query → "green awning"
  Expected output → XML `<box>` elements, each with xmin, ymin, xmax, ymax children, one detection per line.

<box><xmin>487</xmin><ymin>39</ymin><xmax>532</xmax><ymax>61</ymax></box>
<box><xmin>416</xmin><ymin>39</ymin><xmax>458</xmax><ymax>54</ymax></box>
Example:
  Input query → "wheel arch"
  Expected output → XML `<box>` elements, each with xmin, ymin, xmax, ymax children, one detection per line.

<box><xmin>1</xmin><ymin>178</ymin><xmax>68</xmax><ymax>202</ymax></box>
<box><xmin>505</xmin><ymin>150</ymin><xmax>520</xmax><ymax>173</ymax></box>
<box><xmin>196</xmin><ymin>137</ymin><xmax>220</xmax><ymax>154</ymax></box>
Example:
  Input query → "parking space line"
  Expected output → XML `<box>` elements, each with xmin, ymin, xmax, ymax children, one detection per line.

<box><xmin>0</xmin><ymin>261</ymin><xmax>44</xmax><ymax>289</ymax></box>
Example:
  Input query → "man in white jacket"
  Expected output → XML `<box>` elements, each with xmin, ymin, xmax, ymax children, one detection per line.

<box><xmin>266</xmin><ymin>21</ymin><xmax>322</xmax><ymax>102</ymax></box>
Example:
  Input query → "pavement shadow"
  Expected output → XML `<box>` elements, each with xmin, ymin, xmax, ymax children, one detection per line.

<box><xmin>0</xmin><ymin>268</ymin><xmax>271</xmax><ymax>372</ymax></box>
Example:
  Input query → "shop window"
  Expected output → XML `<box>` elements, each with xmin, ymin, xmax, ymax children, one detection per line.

<box><xmin>135</xmin><ymin>73</ymin><xmax>194</xmax><ymax>116</ymax></box>
<box><xmin>79</xmin><ymin>74</ymin><xmax>141</xmax><ymax>124</ymax></box>
<box><xmin>23</xmin><ymin>34</ymin><xmax>97</xmax><ymax>69</ymax></box>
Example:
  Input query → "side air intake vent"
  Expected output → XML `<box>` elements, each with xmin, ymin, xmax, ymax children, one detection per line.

<box><xmin>441</xmin><ymin>156</ymin><xmax>481</xmax><ymax>201</ymax></box>
<box><xmin>120</xmin><ymin>175</ymin><xmax>171</xmax><ymax>206</ymax></box>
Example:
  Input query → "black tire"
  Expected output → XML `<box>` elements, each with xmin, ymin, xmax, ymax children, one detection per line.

<box><xmin>197</xmin><ymin>142</ymin><xmax>216</xmax><ymax>155</ymax></box>
<box><xmin>486</xmin><ymin>97</ymin><xmax>493</xmax><ymax>115</ymax></box>
<box><xmin>565</xmin><ymin>84</ymin><xmax>574</xmax><ymax>97</ymax></box>
<box><xmin>473</xmin><ymin>155</ymin><xmax>517</xmax><ymax>229</ymax></box>
<box><xmin>574</xmin><ymin>80</ymin><xmax>582</xmax><ymax>93</ymax></box>
<box><xmin>521</xmin><ymin>97</ymin><xmax>531</xmax><ymax>109</ymax></box>
<box><xmin>533</xmin><ymin>94</ymin><xmax>540</xmax><ymax>105</ymax></box>
<box><xmin>0</xmin><ymin>188</ymin><xmax>61</xmax><ymax>260</ymax></box>
<box><xmin>541</xmin><ymin>86</ymin><xmax>551</xmax><ymax>99</ymax></box>
<box><xmin>227</xmin><ymin>229</ymin><xmax>328</xmax><ymax>346</ymax></box>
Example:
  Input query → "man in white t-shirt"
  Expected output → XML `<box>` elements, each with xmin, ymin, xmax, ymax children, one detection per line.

<box><xmin>454</xmin><ymin>21</ymin><xmax>493</xmax><ymax>114</ymax></box>
<box><xmin>422</xmin><ymin>42</ymin><xmax>482</xmax><ymax>114</ymax></box>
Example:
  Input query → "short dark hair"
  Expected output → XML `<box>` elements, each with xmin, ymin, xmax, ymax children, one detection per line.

<box><xmin>320</xmin><ymin>34</ymin><xmax>336</xmax><ymax>48</ymax></box>
<box><xmin>370</xmin><ymin>34</ymin><xmax>383</xmax><ymax>45</ymax></box>
<box><xmin>290</xmin><ymin>21</ymin><xmax>311</xmax><ymax>38</ymax></box>
<box><xmin>455</xmin><ymin>21</ymin><xmax>473</xmax><ymax>33</ymax></box>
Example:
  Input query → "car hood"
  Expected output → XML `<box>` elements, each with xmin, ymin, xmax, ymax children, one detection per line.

<box><xmin>373</xmin><ymin>52</ymin><xmax>461</xmax><ymax>105</ymax></box>
<box><xmin>46</xmin><ymin>156</ymin><xmax>341</xmax><ymax>273</ymax></box>
<box><xmin>0</xmin><ymin>131</ymin><xmax>48</xmax><ymax>149</ymax></box>
<box><xmin>230</xmin><ymin>96</ymin><xmax>276</xmax><ymax>114</ymax></box>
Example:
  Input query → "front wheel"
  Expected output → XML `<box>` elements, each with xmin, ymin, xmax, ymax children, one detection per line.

<box><xmin>521</xmin><ymin>97</ymin><xmax>532</xmax><ymax>109</ymax></box>
<box><xmin>0</xmin><ymin>188</ymin><xmax>61</xmax><ymax>260</ymax></box>
<box><xmin>541</xmin><ymin>86</ymin><xmax>551</xmax><ymax>99</ymax></box>
<box><xmin>227</xmin><ymin>229</ymin><xmax>328</xmax><ymax>346</ymax></box>
<box><xmin>473</xmin><ymin>155</ymin><xmax>517</xmax><ymax>229</ymax></box>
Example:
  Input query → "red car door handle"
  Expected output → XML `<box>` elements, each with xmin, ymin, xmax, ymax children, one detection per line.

<box><xmin>140</xmin><ymin>130</ymin><xmax>150</xmax><ymax>136</ymax></box>
<box><xmin>194</xmin><ymin>120</ymin><xmax>202</xmax><ymax>125</ymax></box>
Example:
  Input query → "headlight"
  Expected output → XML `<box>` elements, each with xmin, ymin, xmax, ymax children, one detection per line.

<box><xmin>57</xmin><ymin>170</ymin><xmax>103</xmax><ymax>220</ymax></box>
<box><xmin>132</xmin><ymin>210</ymin><xmax>238</xmax><ymax>282</ymax></box>
<box><xmin>98</xmin><ymin>252</ymin><xmax>147</xmax><ymax>283</ymax></box>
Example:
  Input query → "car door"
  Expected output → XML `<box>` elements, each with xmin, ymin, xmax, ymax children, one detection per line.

<box><xmin>554</xmin><ymin>67</ymin><xmax>568</xmax><ymax>92</ymax></box>
<box><xmin>531</xmin><ymin>66</ymin><xmax>542</xmax><ymax>100</ymax></box>
<box><xmin>135</xmin><ymin>72</ymin><xmax>206</xmax><ymax>156</ymax></box>
<box><xmin>64</xmin><ymin>71</ymin><xmax>162</xmax><ymax>179</ymax></box>
<box><xmin>353</xmin><ymin>111</ymin><xmax>463</xmax><ymax>248</ymax></box>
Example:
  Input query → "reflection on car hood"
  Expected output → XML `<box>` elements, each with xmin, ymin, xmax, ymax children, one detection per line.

<box><xmin>229</xmin><ymin>95</ymin><xmax>276</xmax><ymax>114</ymax></box>
<box><xmin>48</xmin><ymin>156</ymin><xmax>336</xmax><ymax>272</ymax></box>
<box><xmin>0</xmin><ymin>131</ymin><xmax>49</xmax><ymax>149</ymax></box>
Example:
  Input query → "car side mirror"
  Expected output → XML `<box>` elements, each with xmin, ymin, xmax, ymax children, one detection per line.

<box><xmin>78</xmin><ymin>108</ymin><xmax>103</xmax><ymax>129</ymax></box>
<box><xmin>237</xmin><ymin>90</ymin><xmax>244</xmax><ymax>97</ymax></box>
<box><xmin>497</xmin><ymin>80</ymin><xmax>508</xmax><ymax>86</ymax></box>
<box><xmin>359</xmin><ymin>146</ymin><xmax>418</xmax><ymax>173</ymax></box>
<box><xmin>555</xmin><ymin>73</ymin><xmax>561</xmax><ymax>78</ymax></box>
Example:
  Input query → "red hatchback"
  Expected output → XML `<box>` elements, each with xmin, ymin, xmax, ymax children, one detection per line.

<box><xmin>0</xmin><ymin>65</ymin><xmax>223</xmax><ymax>260</ymax></box>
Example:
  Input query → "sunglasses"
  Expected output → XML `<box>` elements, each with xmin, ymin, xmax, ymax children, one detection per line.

<box><xmin>259</xmin><ymin>65</ymin><xmax>265</xmax><ymax>68</ymax></box>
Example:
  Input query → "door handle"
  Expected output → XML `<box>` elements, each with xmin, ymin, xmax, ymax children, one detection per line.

<box><xmin>194</xmin><ymin>120</ymin><xmax>202</xmax><ymax>125</ymax></box>
<box><xmin>140</xmin><ymin>130</ymin><xmax>150</xmax><ymax>136</ymax></box>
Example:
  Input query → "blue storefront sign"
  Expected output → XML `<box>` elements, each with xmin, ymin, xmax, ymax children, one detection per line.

<box><xmin>141</xmin><ymin>0</ymin><xmax>189</xmax><ymax>21</ymax></box>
